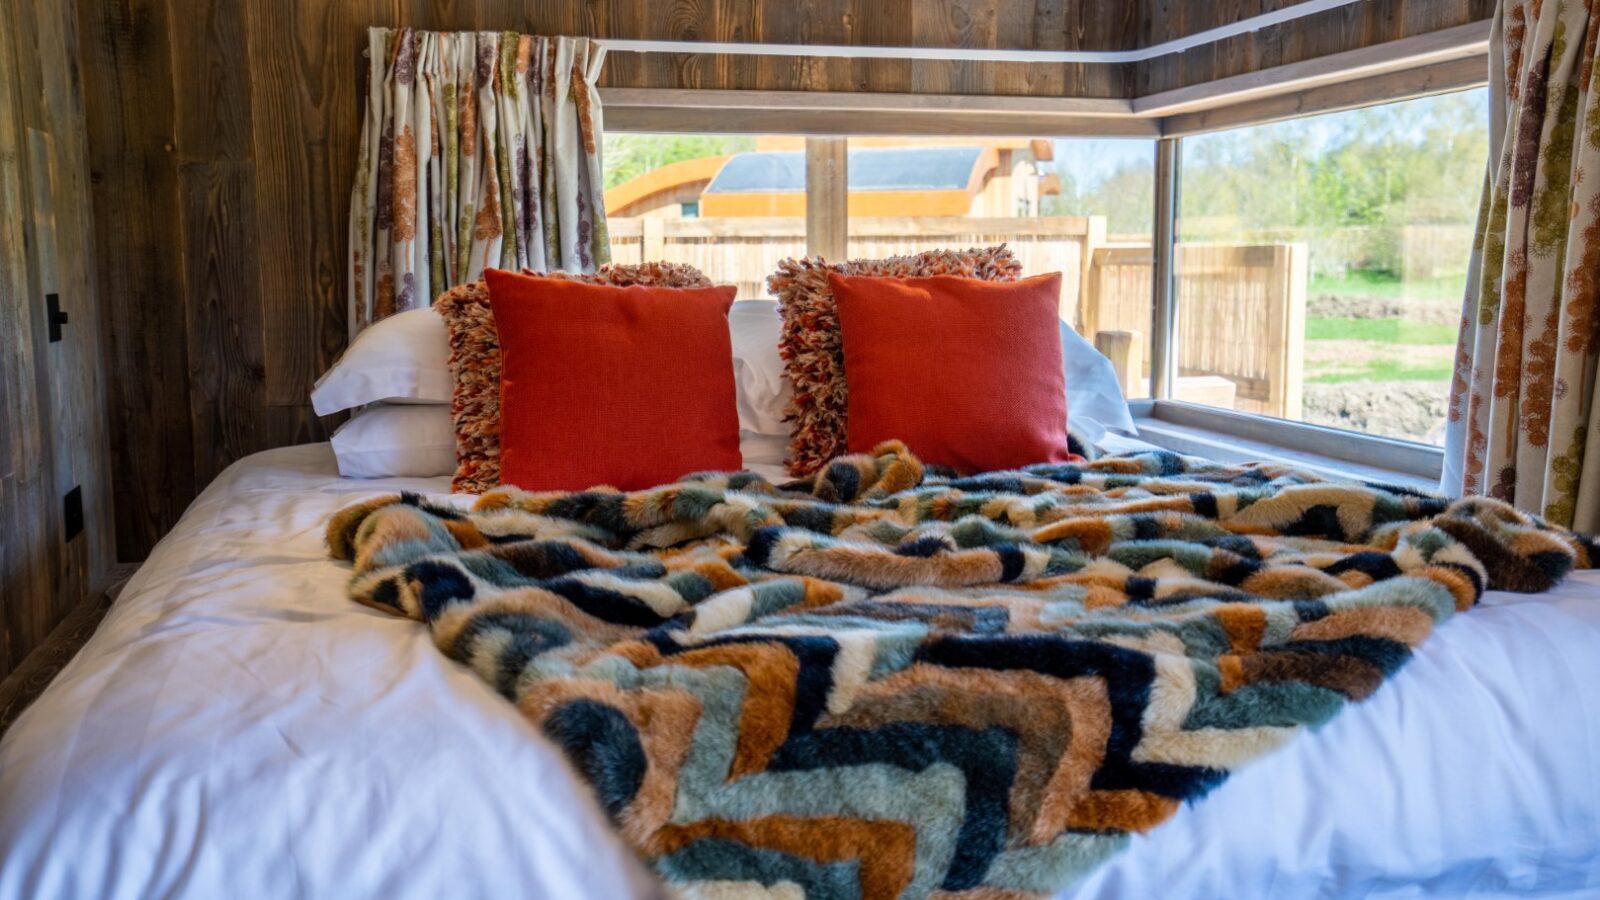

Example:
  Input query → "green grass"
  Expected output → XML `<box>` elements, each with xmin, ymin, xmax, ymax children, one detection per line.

<box><xmin>1305</xmin><ymin>316</ymin><xmax>1458</xmax><ymax>344</ymax></box>
<box><xmin>1308</xmin><ymin>359</ymin><xmax>1455</xmax><ymax>384</ymax></box>
<box><xmin>1304</xmin><ymin>313</ymin><xmax>1457</xmax><ymax>384</ymax></box>
<box><xmin>1309</xmin><ymin>270</ymin><xmax>1465</xmax><ymax>302</ymax></box>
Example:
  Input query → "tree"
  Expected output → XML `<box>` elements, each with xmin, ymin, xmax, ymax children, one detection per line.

<box><xmin>603</xmin><ymin>133</ymin><xmax>756</xmax><ymax>189</ymax></box>
<box><xmin>1174</xmin><ymin>89</ymin><xmax>1489</xmax><ymax>277</ymax></box>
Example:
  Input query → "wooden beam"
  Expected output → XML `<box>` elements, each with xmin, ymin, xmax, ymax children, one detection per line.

<box><xmin>599</xmin><ymin>87</ymin><xmax>1135</xmax><ymax>117</ymax></box>
<box><xmin>805</xmin><ymin>138</ymin><xmax>847</xmax><ymax>261</ymax></box>
<box><xmin>604</xmin><ymin>105</ymin><xmax>1161</xmax><ymax>138</ymax></box>
<box><xmin>599</xmin><ymin>0</ymin><xmax>1366</xmax><ymax>65</ymax></box>
<box><xmin>603</xmin><ymin>20</ymin><xmax>1489</xmax><ymax>140</ymax></box>
<box><xmin>1161</xmin><ymin>54</ymin><xmax>1488</xmax><ymax>137</ymax></box>
<box><xmin>1133</xmin><ymin>20</ymin><xmax>1491</xmax><ymax>118</ymax></box>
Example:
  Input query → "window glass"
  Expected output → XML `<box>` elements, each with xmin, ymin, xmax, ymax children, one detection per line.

<box><xmin>602</xmin><ymin>133</ymin><xmax>798</xmax><ymax>299</ymax></box>
<box><xmin>1175</xmin><ymin>88</ymin><xmax>1489</xmax><ymax>444</ymax></box>
<box><xmin>842</xmin><ymin>136</ymin><xmax>1157</xmax><ymax>394</ymax></box>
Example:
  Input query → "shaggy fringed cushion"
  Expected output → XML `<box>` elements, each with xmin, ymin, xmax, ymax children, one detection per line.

<box><xmin>433</xmin><ymin>263</ymin><xmax>713</xmax><ymax>493</ymax></box>
<box><xmin>769</xmin><ymin>245</ymin><xmax>1022</xmax><ymax>476</ymax></box>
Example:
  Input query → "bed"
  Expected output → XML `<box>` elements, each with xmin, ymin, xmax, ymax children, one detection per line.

<box><xmin>1</xmin><ymin>443</ymin><xmax>1598</xmax><ymax>899</ymax></box>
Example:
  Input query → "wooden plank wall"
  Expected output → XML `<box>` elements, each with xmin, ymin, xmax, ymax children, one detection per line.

<box><xmin>73</xmin><ymin>0</ymin><xmax>1142</xmax><ymax>560</ymax></box>
<box><xmin>580</xmin><ymin>0</ymin><xmax>1138</xmax><ymax>97</ymax></box>
<box><xmin>0</xmin><ymin>0</ymin><xmax>116</xmax><ymax>682</ymax></box>
<box><xmin>75</xmin><ymin>0</ymin><xmax>1491</xmax><ymax>560</ymax></box>
<box><xmin>1136</xmin><ymin>0</ymin><xmax>1496</xmax><ymax>94</ymax></box>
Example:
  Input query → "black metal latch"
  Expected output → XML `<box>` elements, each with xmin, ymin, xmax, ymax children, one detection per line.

<box><xmin>46</xmin><ymin>292</ymin><xmax>68</xmax><ymax>342</ymax></box>
<box><xmin>63</xmin><ymin>485</ymin><xmax>83</xmax><ymax>541</ymax></box>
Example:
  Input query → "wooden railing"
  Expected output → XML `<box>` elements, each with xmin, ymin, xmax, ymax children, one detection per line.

<box><xmin>610</xmin><ymin>216</ymin><xmax>1307</xmax><ymax>419</ymax></box>
<box><xmin>1086</xmin><ymin>242</ymin><xmax>1307</xmax><ymax>418</ymax></box>
<box><xmin>610</xmin><ymin>215</ymin><xmax>1101</xmax><ymax>325</ymax></box>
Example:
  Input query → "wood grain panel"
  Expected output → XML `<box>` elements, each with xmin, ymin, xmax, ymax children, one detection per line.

<box><xmin>0</xmin><ymin>0</ymin><xmax>54</xmax><ymax>678</ymax></box>
<box><xmin>511</xmin><ymin>0</ymin><xmax>1144</xmax><ymax>50</ymax></box>
<box><xmin>1</xmin><ymin>0</ymin><xmax>114</xmax><ymax>682</ymax></box>
<box><xmin>181</xmin><ymin>161</ymin><xmax>271</xmax><ymax>487</ymax></box>
<box><xmin>1137</xmin><ymin>0</ymin><xmax>1494</xmax><ymax>94</ymax></box>
<box><xmin>846</xmin><ymin>0</ymin><xmax>914</xmax><ymax>93</ymax></box>
<box><xmin>80</xmin><ymin>0</ymin><xmax>195</xmax><ymax>561</ymax></box>
<box><xmin>247</xmin><ymin>0</ymin><xmax>391</xmax><ymax>408</ymax></box>
<box><xmin>30</xmin><ymin>0</ymin><xmax>103</xmax><ymax>600</ymax></box>
<box><xmin>170</xmin><ymin>0</ymin><xmax>254</xmax><ymax>161</ymax></box>
<box><xmin>581</xmin><ymin>0</ymin><xmax>1134</xmax><ymax>97</ymax></box>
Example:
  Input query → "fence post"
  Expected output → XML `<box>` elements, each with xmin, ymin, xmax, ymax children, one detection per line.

<box><xmin>1266</xmin><ymin>243</ymin><xmax>1307</xmax><ymax>420</ymax></box>
<box><xmin>642</xmin><ymin>217</ymin><xmax>665</xmax><ymax>262</ymax></box>
<box><xmin>1077</xmin><ymin>216</ymin><xmax>1105</xmax><ymax>332</ymax></box>
<box><xmin>1094</xmin><ymin>330</ymin><xmax>1143</xmax><ymax>399</ymax></box>
<box><xmin>1082</xmin><ymin>248</ymin><xmax>1102</xmax><ymax>337</ymax></box>
<box><xmin>805</xmin><ymin>138</ymin><xmax>848</xmax><ymax>260</ymax></box>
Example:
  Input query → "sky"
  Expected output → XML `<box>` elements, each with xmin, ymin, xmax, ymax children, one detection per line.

<box><xmin>1049</xmin><ymin>138</ymin><xmax>1154</xmax><ymax>187</ymax></box>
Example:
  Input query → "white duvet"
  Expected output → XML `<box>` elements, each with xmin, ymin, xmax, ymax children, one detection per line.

<box><xmin>1</xmin><ymin>444</ymin><xmax>1597</xmax><ymax>899</ymax></box>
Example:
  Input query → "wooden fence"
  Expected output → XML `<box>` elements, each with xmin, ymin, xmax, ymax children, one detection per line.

<box><xmin>1086</xmin><ymin>242</ymin><xmax>1307</xmax><ymax>418</ymax></box>
<box><xmin>610</xmin><ymin>216</ymin><xmax>1307</xmax><ymax>419</ymax></box>
<box><xmin>609</xmin><ymin>215</ymin><xmax>1100</xmax><ymax>324</ymax></box>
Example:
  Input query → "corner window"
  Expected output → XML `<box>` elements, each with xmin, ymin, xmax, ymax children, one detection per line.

<box><xmin>598</xmin><ymin>81</ymin><xmax>1486</xmax><ymax>461</ymax></box>
<box><xmin>1174</xmin><ymin>88</ymin><xmax>1489</xmax><ymax>445</ymax></box>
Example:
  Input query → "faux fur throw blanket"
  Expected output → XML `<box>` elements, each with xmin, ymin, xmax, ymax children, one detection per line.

<box><xmin>327</xmin><ymin>441</ymin><xmax>1596</xmax><ymax>899</ymax></box>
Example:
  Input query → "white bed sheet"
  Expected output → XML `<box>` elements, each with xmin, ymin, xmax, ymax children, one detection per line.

<box><xmin>1</xmin><ymin>444</ymin><xmax>1597</xmax><ymax>899</ymax></box>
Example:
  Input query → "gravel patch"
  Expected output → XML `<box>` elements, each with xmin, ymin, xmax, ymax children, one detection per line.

<box><xmin>1302</xmin><ymin>381</ymin><xmax>1451</xmax><ymax>446</ymax></box>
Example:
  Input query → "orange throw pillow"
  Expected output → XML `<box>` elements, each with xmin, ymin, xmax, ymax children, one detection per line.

<box><xmin>830</xmin><ymin>271</ymin><xmax>1072</xmax><ymax>474</ymax></box>
<box><xmin>485</xmin><ymin>268</ymin><xmax>742</xmax><ymax>491</ymax></box>
<box><xmin>435</xmin><ymin>262</ymin><xmax>713</xmax><ymax>494</ymax></box>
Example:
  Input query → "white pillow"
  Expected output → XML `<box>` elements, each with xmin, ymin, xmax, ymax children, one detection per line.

<box><xmin>739</xmin><ymin>430</ymin><xmax>789</xmax><ymax>469</ymax></box>
<box><xmin>331</xmin><ymin>404</ymin><xmax>456</xmax><ymax>478</ymax></box>
<box><xmin>1059</xmin><ymin>321</ymin><xmax>1138</xmax><ymax>441</ymax></box>
<box><xmin>311</xmin><ymin>308</ymin><xmax>451</xmax><ymax>415</ymax></box>
<box><xmin>729</xmin><ymin>301</ymin><xmax>792</xmax><ymax>436</ymax></box>
<box><xmin>333</xmin><ymin>407</ymin><xmax>792</xmax><ymax>483</ymax></box>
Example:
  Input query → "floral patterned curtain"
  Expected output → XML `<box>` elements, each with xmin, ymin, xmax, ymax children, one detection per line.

<box><xmin>1443</xmin><ymin>0</ymin><xmax>1600</xmax><ymax>532</ymax></box>
<box><xmin>348</xmin><ymin>29</ymin><xmax>609</xmax><ymax>333</ymax></box>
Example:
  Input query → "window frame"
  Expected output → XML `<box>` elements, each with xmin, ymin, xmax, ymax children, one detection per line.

<box><xmin>601</xmin><ymin>40</ymin><xmax>1487</xmax><ymax>485</ymax></box>
<box><xmin>1145</xmin><ymin>82</ymin><xmax>1490</xmax><ymax>482</ymax></box>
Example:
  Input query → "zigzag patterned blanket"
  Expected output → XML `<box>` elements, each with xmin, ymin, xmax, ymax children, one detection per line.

<box><xmin>327</xmin><ymin>441</ymin><xmax>1596</xmax><ymax>899</ymax></box>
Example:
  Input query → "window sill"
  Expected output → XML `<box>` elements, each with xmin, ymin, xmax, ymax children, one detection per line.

<box><xmin>1126</xmin><ymin>400</ymin><xmax>1443</xmax><ymax>494</ymax></box>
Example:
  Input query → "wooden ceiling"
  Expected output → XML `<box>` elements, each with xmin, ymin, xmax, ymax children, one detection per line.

<box><xmin>529</xmin><ymin>0</ymin><xmax>1139</xmax><ymax>98</ymax></box>
<box><xmin>490</xmin><ymin>0</ymin><xmax>1496</xmax><ymax>97</ymax></box>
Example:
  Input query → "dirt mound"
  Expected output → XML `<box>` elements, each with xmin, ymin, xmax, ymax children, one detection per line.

<box><xmin>1302</xmin><ymin>381</ymin><xmax>1451</xmax><ymax>445</ymax></box>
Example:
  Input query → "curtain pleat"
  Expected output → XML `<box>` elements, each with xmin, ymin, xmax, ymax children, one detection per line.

<box><xmin>1443</xmin><ymin>0</ymin><xmax>1600</xmax><ymax>533</ymax></box>
<box><xmin>348</xmin><ymin>29</ymin><xmax>609</xmax><ymax>334</ymax></box>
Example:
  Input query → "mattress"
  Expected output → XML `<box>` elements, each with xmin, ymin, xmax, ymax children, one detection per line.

<box><xmin>1</xmin><ymin>443</ymin><xmax>1597</xmax><ymax>899</ymax></box>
